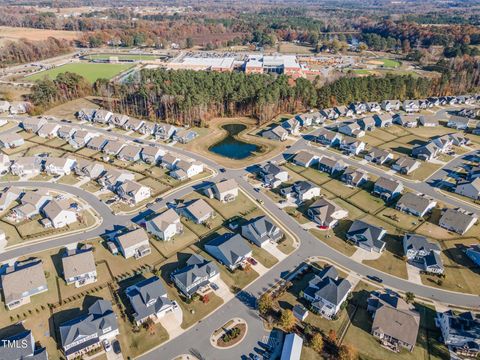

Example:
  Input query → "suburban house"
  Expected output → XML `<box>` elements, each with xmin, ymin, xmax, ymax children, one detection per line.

<box><xmin>0</xmin><ymin>154</ymin><xmax>10</xmax><ymax>174</ymax></box>
<box><xmin>436</xmin><ymin>311</ymin><xmax>480</xmax><ymax>358</ymax></box>
<box><xmin>338</xmin><ymin>122</ymin><xmax>365</xmax><ymax>138</ymax></box>
<box><xmin>368</xmin><ymin>291</ymin><xmax>420</xmax><ymax>352</ymax></box>
<box><xmin>448</xmin><ymin>133</ymin><xmax>470</xmax><ymax>146</ymax></box>
<box><xmin>292</xmin><ymin>304</ymin><xmax>309</xmax><ymax>321</ymax></box>
<box><xmin>92</xmin><ymin>109</ymin><xmax>113</xmax><ymax>123</ymax></box>
<box><xmin>317</xmin><ymin>157</ymin><xmax>346</xmax><ymax>175</ymax></box>
<box><xmin>341</xmin><ymin>167</ymin><xmax>368</xmax><ymax>187</ymax></box>
<box><xmin>402</xmin><ymin>100</ymin><xmax>420</xmax><ymax>113</ymax></box>
<box><xmin>86</xmin><ymin>136</ymin><xmax>109</xmax><ymax>151</ymax></box>
<box><xmin>334</xmin><ymin>105</ymin><xmax>354</xmax><ymax>117</ymax></box>
<box><xmin>115</xmin><ymin>228</ymin><xmax>151</xmax><ymax>259</ymax></box>
<box><xmin>161</xmin><ymin>153</ymin><xmax>181</xmax><ymax>170</ymax></box>
<box><xmin>307</xmin><ymin>198</ymin><xmax>348</xmax><ymax>229</ymax></box>
<box><xmin>69</xmin><ymin>130</ymin><xmax>96</xmax><ymax>149</ymax></box>
<box><xmin>22</xmin><ymin>117</ymin><xmax>47</xmax><ymax>133</ymax></box>
<box><xmin>141</xmin><ymin>146</ymin><xmax>165</xmax><ymax>164</ymax></box>
<box><xmin>205</xmin><ymin>233</ymin><xmax>252</xmax><ymax>271</ymax></box>
<box><xmin>262</xmin><ymin>125</ymin><xmax>288</xmax><ymax>141</ymax></box>
<box><xmin>455</xmin><ymin>178</ymin><xmax>480</xmax><ymax>200</ymax></box>
<box><xmin>77</xmin><ymin>108</ymin><xmax>96</xmax><ymax>122</ymax></box>
<box><xmin>0</xmin><ymin>329</ymin><xmax>47</xmax><ymax>360</ymax></box>
<box><xmin>172</xmin><ymin>254</ymin><xmax>219</xmax><ymax>298</ymax></box>
<box><xmin>280</xmin><ymin>333</ymin><xmax>303</xmax><ymax>360</ymax></box>
<box><xmin>365</xmin><ymin>147</ymin><xmax>394</xmax><ymax>165</ymax></box>
<box><xmin>138</xmin><ymin>122</ymin><xmax>157</xmax><ymax>136</ymax></box>
<box><xmin>395</xmin><ymin>193</ymin><xmax>437</xmax><ymax>217</ymax></box>
<box><xmin>179</xmin><ymin>199</ymin><xmax>216</xmax><ymax>224</ymax></box>
<box><xmin>282</xmin><ymin>117</ymin><xmax>301</xmax><ymax>135</ymax></box>
<box><xmin>74</xmin><ymin>160</ymin><xmax>105</xmax><ymax>179</ymax></box>
<box><xmin>110</xmin><ymin>114</ymin><xmax>129</xmax><ymax>127</ymax></box>
<box><xmin>412</xmin><ymin>142</ymin><xmax>441</xmax><ymax>161</ymax></box>
<box><xmin>468</xmin><ymin>166</ymin><xmax>480</xmax><ymax>180</ymax></box>
<box><xmin>173</xmin><ymin>129</ymin><xmax>198</xmax><ymax>144</ymax></box>
<box><xmin>447</xmin><ymin>116</ymin><xmax>471</xmax><ymax>130</ymax></box>
<box><xmin>154</xmin><ymin>124</ymin><xmax>177</xmax><ymax>140</ymax></box>
<box><xmin>145</xmin><ymin>208</ymin><xmax>183</xmax><ymax>241</ymax></box>
<box><xmin>438</xmin><ymin>208</ymin><xmax>478</xmax><ymax>235</ymax></box>
<box><xmin>260</xmin><ymin>162</ymin><xmax>289</xmax><ymax>188</ymax></box>
<box><xmin>170</xmin><ymin>160</ymin><xmax>204</xmax><ymax>180</ymax></box>
<box><xmin>393</xmin><ymin>114</ymin><xmax>418</xmax><ymax>128</ymax></box>
<box><xmin>346</xmin><ymin>220</ymin><xmax>387</xmax><ymax>252</ymax></box>
<box><xmin>280</xmin><ymin>180</ymin><xmax>320</xmax><ymax>203</ymax></box>
<box><xmin>303</xmin><ymin>266</ymin><xmax>351</xmax><ymax>319</ymax></box>
<box><xmin>297</xmin><ymin>111</ymin><xmax>325</xmax><ymax>125</ymax></box>
<box><xmin>315</xmin><ymin>129</ymin><xmax>342</xmax><ymax>147</ymax></box>
<box><xmin>419</xmin><ymin>115</ymin><xmax>439</xmax><ymax>127</ymax></box>
<box><xmin>125</xmin><ymin>276</ymin><xmax>175</xmax><ymax>325</ymax></box>
<box><xmin>0</xmin><ymin>186</ymin><xmax>21</xmax><ymax>211</ymax></box>
<box><xmin>37</xmin><ymin>123</ymin><xmax>60</xmax><ymax>138</ymax></box>
<box><xmin>1</xmin><ymin>259</ymin><xmax>48</xmax><ymax>310</ymax></box>
<box><xmin>432</xmin><ymin>135</ymin><xmax>454</xmax><ymax>152</ymax></box>
<box><xmin>465</xmin><ymin>244</ymin><xmax>480</xmax><ymax>266</ymax></box>
<box><xmin>98</xmin><ymin>169</ymin><xmax>135</xmax><ymax>190</ymax></box>
<box><xmin>391</xmin><ymin>156</ymin><xmax>420</xmax><ymax>174</ymax></box>
<box><xmin>366</xmin><ymin>102</ymin><xmax>382</xmax><ymax>113</ymax></box>
<box><xmin>320</xmin><ymin>108</ymin><xmax>338</xmax><ymax>120</ymax></box>
<box><xmin>0</xmin><ymin>133</ymin><xmax>25</xmax><ymax>149</ymax></box>
<box><xmin>44</xmin><ymin>157</ymin><xmax>76</xmax><ymax>176</ymax></box>
<box><xmin>208</xmin><ymin>178</ymin><xmax>239</xmax><ymax>203</ymax></box>
<box><xmin>241</xmin><ymin>216</ymin><xmax>284</xmax><ymax>247</ymax></box>
<box><xmin>403</xmin><ymin>234</ymin><xmax>444</xmax><ymax>274</ymax></box>
<box><xmin>13</xmin><ymin>189</ymin><xmax>51</xmax><ymax>219</ymax></box>
<box><xmin>381</xmin><ymin>100</ymin><xmax>401</xmax><ymax>112</ymax></box>
<box><xmin>373</xmin><ymin>113</ymin><xmax>393</xmax><ymax>128</ymax></box>
<box><xmin>349</xmin><ymin>102</ymin><xmax>367</xmax><ymax>115</ymax></box>
<box><xmin>339</xmin><ymin>136</ymin><xmax>365</xmax><ymax>155</ymax></box>
<box><xmin>117</xmin><ymin>180</ymin><xmax>151</xmax><ymax>204</ymax></box>
<box><xmin>123</xmin><ymin>118</ymin><xmax>145</xmax><ymax>131</ymax></box>
<box><xmin>41</xmin><ymin>199</ymin><xmax>77</xmax><ymax>228</ymax></box>
<box><xmin>358</xmin><ymin>116</ymin><xmax>376</xmax><ymax>131</ymax></box>
<box><xmin>373</xmin><ymin>177</ymin><xmax>404</xmax><ymax>201</ymax></box>
<box><xmin>102</xmin><ymin>139</ymin><xmax>126</xmax><ymax>156</ymax></box>
<box><xmin>57</xmin><ymin>125</ymin><xmax>76</xmax><ymax>140</ymax></box>
<box><xmin>117</xmin><ymin>145</ymin><xmax>142</xmax><ymax>162</ymax></box>
<box><xmin>59</xmin><ymin>299</ymin><xmax>119</xmax><ymax>360</ymax></box>
<box><xmin>61</xmin><ymin>246</ymin><xmax>97</xmax><ymax>287</ymax></box>
<box><xmin>292</xmin><ymin>150</ymin><xmax>319</xmax><ymax>168</ymax></box>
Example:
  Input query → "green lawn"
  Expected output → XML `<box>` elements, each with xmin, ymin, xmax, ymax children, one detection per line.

<box><xmin>26</xmin><ymin>63</ymin><xmax>134</xmax><ymax>83</ymax></box>
<box><xmin>377</xmin><ymin>58</ymin><xmax>401</xmax><ymax>68</ymax></box>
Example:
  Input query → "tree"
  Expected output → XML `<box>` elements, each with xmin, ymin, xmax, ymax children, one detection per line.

<box><xmin>311</xmin><ymin>333</ymin><xmax>324</xmax><ymax>353</ymax></box>
<box><xmin>358</xmin><ymin>42</ymin><xmax>368</xmax><ymax>52</ymax></box>
<box><xmin>186</xmin><ymin>37</ymin><xmax>194</xmax><ymax>49</ymax></box>
<box><xmin>328</xmin><ymin>329</ymin><xmax>337</xmax><ymax>345</ymax></box>
<box><xmin>405</xmin><ymin>292</ymin><xmax>415</xmax><ymax>303</ymax></box>
<box><xmin>338</xmin><ymin>344</ymin><xmax>358</xmax><ymax>360</ymax></box>
<box><xmin>280</xmin><ymin>309</ymin><xmax>296</xmax><ymax>331</ymax></box>
<box><xmin>258</xmin><ymin>293</ymin><xmax>273</xmax><ymax>315</ymax></box>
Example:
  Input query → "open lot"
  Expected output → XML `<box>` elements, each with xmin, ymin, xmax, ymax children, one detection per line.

<box><xmin>25</xmin><ymin>63</ymin><xmax>134</xmax><ymax>83</ymax></box>
<box><xmin>0</xmin><ymin>26</ymin><xmax>80</xmax><ymax>44</ymax></box>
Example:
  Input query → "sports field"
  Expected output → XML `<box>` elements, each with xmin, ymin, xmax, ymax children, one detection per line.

<box><xmin>25</xmin><ymin>63</ymin><xmax>134</xmax><ymax>83</ymax></box>
<box><xmin>377</xmin><ymin>58</ymin><xmax>401</xmax><ymax>68</ymax></box>
<box><xmin>85</xmin><ymin>53</ymin><xmax>159</xmax><ymax>61</ymax></box>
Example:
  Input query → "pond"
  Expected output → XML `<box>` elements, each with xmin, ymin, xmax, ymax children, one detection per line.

<box><xmin>209</xmin><ymin>124</ymin><xmax>260</xmax><ymax>160</ymax></box>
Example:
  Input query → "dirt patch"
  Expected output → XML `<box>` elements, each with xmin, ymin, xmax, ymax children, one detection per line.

<box><xmin>216</xmin><ymin>323</ymin><xmax>247</xmax><ymax>348</ymax></box>
<box><xmin>0</xmin><ymin>26</ymin><xmax>80</xmax><ymax>45</ymax></box>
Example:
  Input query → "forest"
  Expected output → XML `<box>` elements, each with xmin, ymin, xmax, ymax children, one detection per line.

<box><xmin>0</xmin><ymin>37</ymin><xmax>72</xmax><ymax>66</ymax></box>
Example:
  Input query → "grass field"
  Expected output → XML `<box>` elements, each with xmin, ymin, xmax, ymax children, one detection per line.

<box><xmin>85</xmin><ymin>53</ymin><xmax>160</xmax><ymax>61</ymax></box>
<box><xmin>377</xmin><ymin>58</ymin><xmax>401</xmax><ymax>68</ymax></box>
<box><xmin>25</xmin><ymin>63</ymin><xmax>134</xmax><ymax>83</ymax></box>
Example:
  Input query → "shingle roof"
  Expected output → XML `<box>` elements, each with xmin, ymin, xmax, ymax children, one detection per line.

<box><xmin>62</xmin><ymin>248</ymin><xmax>96</xmax><ymax>280</ymax></box>
<box><xmin>126</xmin><ymin>276</ymin><xmax>171</xmax><ymax>322</ymax></box>
<box><xmin>1</xmin><ymin>260</ymin><xmax>47</xmax><ymax>305</ymax></box>
<box><xmin>396</xmin><ymin>193</ymin><xmax>434</xmax><ymax>214</ymax></box>
<box><xmin>205</xmin><ymin>233</ymin><xmax>251</xmax><ymax>267</ymax></box>
<box><xmin>172</xmin><ymin>254</ymin><xmax>219</xmax><ymax>296</ymax></box>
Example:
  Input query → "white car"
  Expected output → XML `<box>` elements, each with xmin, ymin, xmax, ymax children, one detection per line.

<box><xmin>103</xmin><ymin>340</ymin><xmax>112</xmax><ymax>352</ymax></box>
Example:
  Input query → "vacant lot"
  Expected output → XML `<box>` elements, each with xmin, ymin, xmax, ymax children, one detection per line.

<box><xmin>0</xmin><ymin>26</ymin><xmax>80</xmax><ymax>44</ymax></box>
<box><xmin>26</xmin><ymin>63</ymin><xmax>134</xmax><ymax>83</ymax></box>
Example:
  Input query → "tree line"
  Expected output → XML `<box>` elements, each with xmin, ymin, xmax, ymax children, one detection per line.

<box><xmin>0</xmin><ymin>37</ymin><xmax>72</xmax><ymax>66</ymax></box>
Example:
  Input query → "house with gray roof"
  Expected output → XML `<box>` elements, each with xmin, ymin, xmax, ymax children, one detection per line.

<box><xmin>92</xmin><ymin>109</ymin><xmax>113</xmax><ymax>123</ymax></box>
<box><xmin>447</xmin><ymin>115</ymin><xmax>471</xmax><ymax>130</ymax></box>
<box><xmin>1</xmin><ymin>259</ymin><xmax>48</xmax><ymax>310</ymax></box>
<box><xmin>393</xmin><ymin>114</ymin><xmax>418</xmax><ymax>128</ymax></box>
<box><xmin>117</xmin><ymin>145</ymin><xmax>142</xmax><ymax>162</ymax></box>
<box><xmin>439</xmin><ymin>208</ymin><xmax>478</xmax><ymax>235</ymax></box>
<box><xmin>102</xmin><ymin>139</ymin><xmax>126</xmax><ymax>156</ymax></box>
<box><xmin>115</xmin><ymin>228</ymin><xmax>151</xmax><ymax>259</ymax></box>
<box><xmin>138</xmin><ymin>122</ymin><xmax>157</xmax><ymax>136</ymax></box>
<box><xmin>280</xmin><ymin>180</ymin><xmax>320</xmax><ymax>203</ymax></box>
<box><xmin>282</xmin><ymin>117</ymin><xmax>301</xmax><ymax>135</ymax></box>
<box><xmin>86</xmin><ymin>136</ymin><xmax>109</xmax><ymax>151</ymax></box>
<box><xmin>338</xmin><ymin>122</ymin><xmax>365</xmax><ymax>138</ymax></box>
<box><xmin>366</xmin><ymin>102</ymin><xmax>381</xmax><ymax>113</ymax></box>
<box><xmin>241</xmin><ymin>216</ymin><xmax>284</xmax><ymax>247</ymax></box>
<box><xmin>412</xmin><ymin>142</ymin><xmax>441</xmax><ymax>161</ymax></box>
<box><xmin>307</xmin><ymin>198</ymin><xmax>348</xmax><ymax>229</ymax></box>
<box><xmin>315</xmin><ymin>129</ymin><xmax>342</xmax><ymax>147</ymax></box>
<box><xmin>141</xmin><ymin>146</ymin><xmax>165</xmax><ymax>164</ymax></box>
<box><xmin>179</xmin><ymin>199</ymin><xmax>215</xmax><ymax>224</ymax></box>
<box><xmin>368</xmin><ymin>290</ymin><xmax>420</xmax><ymax>352</ymax></box>
<box><xmin>74</xmin><ymin>160</ymin><xmax>105</xmax><ymax>179</ymax></box>
<box><xmin>0</xmin><ymin>133</ymin><xmax>24</xmax><ymax>149</ymax></box>
<box><xmin>395</xmin><ymin>193</ymin><xmax>436</xmax><ymax>217</ymax></box>
<box><xmin>110</xmin><ymin>114</ymin><xmax>129</xmax><ymax>127</ymax></box>
<box><xmin>154</xmin><ymin>123</ymin><xmax>177</xmax><ymax>140</ymax></box>
<box><xmin>22</xmin><ymin>117</ymin><xmax>47</xmax><ymax>133</ymax></box>
<box><xmin>339</xmin><ymin>136</ymin><xmax>365</xmax><ymax>155</ymax></box>
<box><xmin>292</xmin><ymin>150</ymin><xmax>319</xmax><ymax>168</ymax></box>
<box><xmin>57</xmin><ymin>125</ymin><xmax>76</xmax><ymax>140</ymax></box>
<box><xmin>373</xmin><ymin>177</ymin><xmax>403</xmax><ymax>201</ymax></box>
<box><xmin>346</xmin><ymin>220</ymin><xmax>386</xmax><ymax>252</ymax></box>
<box><xmin>173</xmin><ymin>129</ymin><xmax>198</xmax><ymax>144</ymax></box>
<box><xmin>210</xmin><ymin>178</ymin><xmax>239</xmax><ymax>203</ymax></box>
<box><xmin>0</xmin><ymin>154</ymin><xmax>9</xmax><ymax>174</ymax></box>
<box><xmin>37</xmin><ymin>122</ymin><xmax>60</xmax><ymax>138</ymax></box>
<box><xmin>0</xmin><ymin>329</ymin><xmax>47</xmax><ymax>360</ymax></box>
<box><xmin>59</xmin><ymin>299</ymin><xmax>119</xmax><ymax>360</ymax></box>
<box><xmin>419</xmin><ymin>115</ymin><xmax>439</xmax><ymax>127</ymax></box>
<box><xmin>260</xmin><ymin>162</ymin><xmax>289</xmax><ymax>188</ymax></box>
<box><xmin>391</xmin><ymin>156</ymin><xmax>420</xmax><ymax>174</ymax></box>
<box><xmin>358</xmin><ymin>116</ymin><xmax>376</xmax><ymax>131</ymax></box>
<box><xmin>303</xmin><ymin>265</ymin><xmax>351</xmax><ymax>319</ymax></box>
<box><xmin>0</xmin><ymin>186</ymin><xmax>21</xmax><ymax>211</ymax></box>
<box><xmin>317</xmin><ymin>156</ymin><xmax>346</xmax><ymax>175</ymax></box>
<box><xmin>402</xmin><ymin>100</ymin><xmax>420</xmax><ymax>113</ymax></box>
<box><xmin>123</xmin><ymin>118</ymin><xmax>144</xmax><ymax>131</ymax></box>
<box><xmin>281</xmin><ymin>333</ymin><xmax>303</xmax><ymax>360</ymax></box>
<box><xmin>455</xmin><ymin>178</ymin><xmax>480</xmax><ymax>200</ymax></box>
<box><xmin>126</xmin><ymin>276</ymin><xmax>175</xmax><ymax>325</ymax></box>
<box><xmin>172</xmin><ymin>254</ymin><xmax>219</xmax><ymax>298</ymax></box>
<box><xmin>145</xmin><ymin>208</ymin><xmax>183</xmax><ymax>241</ymax></box>
<box><xmin>205</xmin><ymin>233</ymin><xmax>252</xmax><ymax>271</ymax></box>
<box><xmin>403</xmin><ymin>234</ymin><xmax>443</xmax><ymax>274</ymax></box>
<box><xmin>62</xmin><ymin>246</ymin><xmax>97</xmax><ymax>287</ymax></box>
<box><xmin>436</xmin><ymin>311</ymin><xmax>480</xmax><ymax>358</ymax></box>
<box><xmin>374</xmin><ymin>113</ymin><xmax>393</xmax><ymax>128</ymax></box>
<box><xmin>341</xmin><ymin>167</ymin><xmax>368</xmax><ymax>187</ymax></box>
<box><xmin>365</xmin><ymin>147</ymin><xmax>394</xmax><ymax>165</ymax></box>
<box><xmin>262</xmin><ymin>125</ymin><xmax>288</xmax><ymax>141</ymax></box>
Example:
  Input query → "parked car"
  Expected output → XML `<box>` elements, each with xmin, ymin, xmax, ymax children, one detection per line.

<box><xmin>367</xmin><ymin>275</ymin><xmax>383</xmax><ymax>283</ymax></box>
<box><xmin>103</xmin><ymin>340</ymin><xmax>112</xmax><ymax>352</ymax></box>
<box><xmin>248</xmin><ymin>257</ymin><xmax>257</xmax><ymax>265</ymax></box>
<box><xmin>112</xmin><ymin>340</ymin><xmax>121</xmax><ymax>354</ymax></box>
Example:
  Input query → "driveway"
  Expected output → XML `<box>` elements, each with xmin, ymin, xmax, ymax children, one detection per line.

<box><xmin>212</xmin><ymin>278</ymin><xmax>234</xmax><ymax>302</ymax></box>
<box><xmin>161</xmin><ymin>305</ymin><xmax>184</xmax><ymax>338</ymax></box>
<box><xmin>350</xmin><ymin>248</ymin><xmax>382</xmax><ymax>262</ymax></box>
<box><xmin>406</xmin><ymin>263</ymin><xmax>423</xmax><ymax>285</ymax></box>
<box><xmin>262</xmin><ymin>242</ymin><xmax>287</xmax><ymax>261</ymax></box>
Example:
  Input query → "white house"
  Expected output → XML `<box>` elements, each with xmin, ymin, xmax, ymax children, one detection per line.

<box><xmin>145</xmin><ymin>208</ymin><xmax>183</xmax><ymax>241</ymax></box>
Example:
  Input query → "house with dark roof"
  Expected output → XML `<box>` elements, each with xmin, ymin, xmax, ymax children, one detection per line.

<box><xmin>368</xmin><ymin>291</ymin><xmax>420</xmax><ymax>352</ymax></box>
<box><xmin>346</xmin><ymin>220</ymin><xmax>386</xmax><ymax>252</ymax></box>
<box><xmin>262</xmin><ymin>125</ymin><xmax>288</xmax><ymax>141</ymax></box>
<box><xmin>172</xmin><ymin>254</ymin><xmax>219</xmax><ymax>298</ymax></box>
<box><xmin>125</xmin><ymin>276</ymin><xmax>175</xmax><ymax>325</ymax></box>
<box><xmin>241</xmin><ymin>216</ymin><xmax>284</xmax><ymax>247</ymax></box>
<box><xmin>280</xmin><ymin>180</ymin><xmax>320</xmax><ymax>203</ymax></box>
<box><xmin>205</xmin><ymin>233</ymin><xmax>252</xmax><ymax>271</ymax></box>
<box><xmin>59</xmin><ymin>299</ymin><xmax>119</xmax><ymax>360</ymax></box>
<box><xmin>412</xmin><ymin>142</ymin><xmax>441</xmax><ymax>161</ymax></box>
<box><xmin>436</xmin><ymin>311</ymin><xmax>480</xmax><ymax>358</ymax></box>
<box><xmin>303</xmin><ymin>266</ymin><xmax>351</xmax><ymax>319</ymax></box>
<box><xmin>307</xmin><ymin>198</ymin><xmax>348</xmax><ymax>229</ymax></box>
<box><xmin>391</xmin><ymin>156</ymin><xmax>420</xmax><ymax>174</ymax></box>
<box><xmin>395</xmin><ymin>193</ymin><xmax>437</xmax><ymax>217</ymax></box>
<box><xmin>259</xmin><ymin>162</ymin><xmax>289</xmax><ymax>188</ymax></box>
<box><xmin>341</xmin><ymin>167</ymin><xmax>368</xmax><ymax>187</ymax></box>
<box><xmin>439</xmin><ymin>208</ymin><xmax>478</xmax><ymax>235</ymax></box>
<box><xmin>0</xmin><ymin>329</ymin><xmax>47</xmax><ymax>360</ymax></box>
<box><xmin>365</xmin><ymin>147</ymin><xmax>394</xmax><ymax>165</ymax></box>
<box><xmin>403</xmin><ymin>234</ymin><xmax>443</xmax><ymax>274</ymax></box>
<box><xmin>465</xmin><ymin>245</ymin><xmax>480</xmax><ymax>266</ymax></box>
<box><xmin>373</xmin><ymin>177</ymin><xmax>403</xmax><ymax>201</ymax></box>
